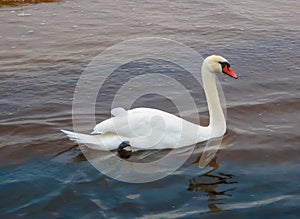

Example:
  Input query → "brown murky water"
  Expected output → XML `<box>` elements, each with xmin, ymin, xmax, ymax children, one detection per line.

<box><xmin>1</xmin><ymin>0</ymin><xmax>300</xmax><ymax>218</ymax></box>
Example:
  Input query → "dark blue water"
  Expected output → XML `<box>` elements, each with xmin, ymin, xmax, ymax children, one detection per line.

<box><xmin>1</xmin><ymin>150</ymin><xmax>300</xmax><ymax>218</ymax></box>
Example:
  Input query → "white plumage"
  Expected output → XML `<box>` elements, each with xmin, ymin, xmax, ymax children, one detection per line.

<box><xmin>61</xmin><ymin>55</ymin><xmax>237</xmax><ymax>151</ymax></box>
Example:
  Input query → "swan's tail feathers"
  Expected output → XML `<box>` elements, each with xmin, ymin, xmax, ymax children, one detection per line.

<box><xmin>61</xmin><ymin>129</ymin><xmax>111</xmax><ymax>151</ymax></box>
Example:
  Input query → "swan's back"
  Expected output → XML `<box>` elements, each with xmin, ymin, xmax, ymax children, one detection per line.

<box><xmin>93</xmin><ymin>108</ymin><xmax>209</xmax><ymax>149</ymax></box>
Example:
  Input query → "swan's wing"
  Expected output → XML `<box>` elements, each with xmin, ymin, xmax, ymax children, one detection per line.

<box><xmin>90</xmin><ymin>107</ymin><xmax>127</xmax><ymax>134</ymax></box>
<box><xmin>111</xmin><ymin>107</ymin><xmax>127</xmax><ymax>117</ymax></box>
<box><xmin>91</xmin><ymin>108</ymin><xmax>209</xmax><ymax>149</ymax></box>
<box><xmin>92</xmin><ymin>110</ymin><xmax>154</xmax><ymax>136</ymax></box>
<box><xmin>92</xmin><ymin>108</ymin><xmax>174</xmax><ymax>136</ymax></box>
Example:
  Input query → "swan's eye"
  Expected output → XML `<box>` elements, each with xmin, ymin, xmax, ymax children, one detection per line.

<box><xmin>219</xmin><ymin>61</ymin><xmax>230</xmax><ymax>70</ymax></box>
<box><xmin>218</xmin><ymin>61</ymin><xmax>237</xmax><ymax>79</ymax></box>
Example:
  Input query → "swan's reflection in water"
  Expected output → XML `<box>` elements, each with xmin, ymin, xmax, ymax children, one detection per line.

<box><xmin>62</xmin><ymin>136</ymin><xmax>237</xmax><ymax>211</ymax></box>
<box><xmin>188</xmin><ymin>156</ymin><xmax>237</xmax><ymax>212</ymax></box>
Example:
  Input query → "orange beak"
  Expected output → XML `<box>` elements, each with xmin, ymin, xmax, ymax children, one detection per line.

<box><xmin>223</xmin><ymin>65</ymin><xmax>238</xmax><ymax>79</ymax></box>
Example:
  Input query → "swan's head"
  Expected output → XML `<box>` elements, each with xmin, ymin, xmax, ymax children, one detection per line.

<box><xmin>204</xmin><ymin>55</ymin><xmax>238</xmax><ymax>79</ymax></box>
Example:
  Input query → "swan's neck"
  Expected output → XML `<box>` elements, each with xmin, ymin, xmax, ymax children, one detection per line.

<box><xmin>202</xmin><ymin>62</ymin><xmax>226</xmax><ymax>137</ymax></box>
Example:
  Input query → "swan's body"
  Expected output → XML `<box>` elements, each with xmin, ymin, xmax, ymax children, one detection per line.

<box><xmin>62</xmin><ymin>55</ymin><xmax>237</xmax><ymax>151</ymax></box>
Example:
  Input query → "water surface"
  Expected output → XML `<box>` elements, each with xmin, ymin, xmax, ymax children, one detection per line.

<box><xmin>0</xmin><ymin>0</ymin><xmax>300</xmax><ymax>218</ymax></box>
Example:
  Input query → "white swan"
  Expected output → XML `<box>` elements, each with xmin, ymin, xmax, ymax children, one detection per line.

<box><xmin>61</xmin><ymin>55</ymin><xmax>237</xmax><ymax>153</ymax></box>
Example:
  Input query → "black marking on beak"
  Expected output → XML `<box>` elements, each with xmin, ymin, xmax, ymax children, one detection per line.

<box><xmin>219</xmin><ymin>61</ymin><xmax>230</xmax><ymax>71</ymax></box>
